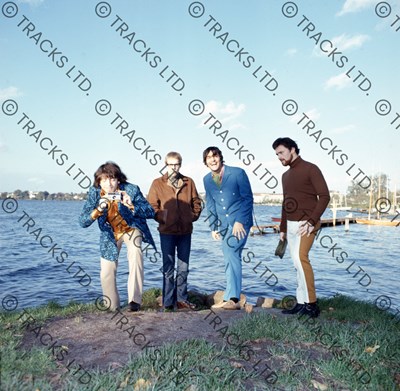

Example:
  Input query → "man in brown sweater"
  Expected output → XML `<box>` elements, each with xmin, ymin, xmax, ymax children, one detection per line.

<box><xmin>147</xmin><ymin>152</ymin><xmax>203</xmax><ymax>311</ymax></box>
<box><xmin>272</xmin><ymin>137</ymin><xmax>330</xmax><ymax>317</ymax></box>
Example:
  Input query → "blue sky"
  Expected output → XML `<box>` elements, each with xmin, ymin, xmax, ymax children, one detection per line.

<box><xmin>1</xmin><ymin>0</ymin><xmax>399</xmax><ymax>195</ymax></box>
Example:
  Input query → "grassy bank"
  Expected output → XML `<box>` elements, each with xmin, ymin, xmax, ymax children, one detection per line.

<box><xmin>1</xmin><ymin>291</ymin><xmax>399</xmax><ymax>390</ymax></box>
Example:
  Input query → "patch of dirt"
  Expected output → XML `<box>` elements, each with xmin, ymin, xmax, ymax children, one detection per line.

<box><xmin>20</xmin><ymin>307</ymin><xmax>279</xmax><ymax>370</ymax></box>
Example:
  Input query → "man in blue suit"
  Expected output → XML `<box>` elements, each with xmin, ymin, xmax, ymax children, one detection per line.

<box><xmin>203</xmin><ymin>146</ymin><xmax>254</xmax><ymax>310</ymax></box>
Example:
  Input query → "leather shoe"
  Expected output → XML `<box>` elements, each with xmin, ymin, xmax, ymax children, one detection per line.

<box><xmin>177</xmin><ymin>301</ymin><xmax>196</xmax><ymax>311</ymax></box>
<box><xmin>299</xmin><ymin>302</ymin><xmax>320</xmax><ymax>318</ymax></box>
<box><xmin>282</xmin><ymin>303</ymin><xmax>304</xmax><ymax>315</ymax></box>
<box><xmin>128</xmin><ymin>301</ymin><xmax>140</xmax><ymax>312</ymax></box>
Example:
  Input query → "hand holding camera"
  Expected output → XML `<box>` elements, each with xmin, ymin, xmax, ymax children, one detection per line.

<box><xmin>104</xmin><ymin>192</ymin><xmax>123</xmax><ymax>202</ymax></box>
<box><xmin>97</xmin><ymin>197</ymin><xmax>110</xmax><ymax>212</ymax></box>
<box><xmin>97</xmin><ymin>192</ymin><xmax>134</xmax><ymax>212</ymax></box>
<box><xmin>120</xmin><ymin>191</ymin><xmax>134</xmax><ymax>211</ymax></box>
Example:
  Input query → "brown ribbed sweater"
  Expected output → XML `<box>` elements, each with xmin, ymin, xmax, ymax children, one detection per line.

<box><xmin>280</xmin><ymin>156</ymin><xmax>330</xmax><ymax>233</ymax></box>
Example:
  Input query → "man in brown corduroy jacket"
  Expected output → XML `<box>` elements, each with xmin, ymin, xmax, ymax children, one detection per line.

<box><xmin>147</xmin><ymin>152</ymin><xmax>203</xmax><ymax>311</ymax></box>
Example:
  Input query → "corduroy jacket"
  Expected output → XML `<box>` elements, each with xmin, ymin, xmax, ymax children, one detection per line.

<box><xmin>147</xmin><ymin>173</ymin><xmax>202</xmax><ymax>234</ymax></box>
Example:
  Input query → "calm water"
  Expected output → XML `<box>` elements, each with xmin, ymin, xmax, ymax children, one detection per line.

<box><xmin>1</xmin><ymin>200</ymin><xmax>399</xmax><ymax>311</ymax></box>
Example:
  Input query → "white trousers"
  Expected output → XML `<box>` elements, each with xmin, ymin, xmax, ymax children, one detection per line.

<box><xmin>100</xmin><ymin>229</ymin><xmax>143</xmax><ymax>310</ymax></box>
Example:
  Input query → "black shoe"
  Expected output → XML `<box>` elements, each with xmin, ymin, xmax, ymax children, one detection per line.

<box><xmin>282</xmin><ymin>303</ymin><xmax>304</xmax><ymax>315</ymax></box>
<box><xmin>299</xmin><ymin>302</ymin><xmax>320</xmax><ymax>318</ymax></box>
<box><xmin>164</xmin><ymin>305</ymin><xmax>174</xmax><ymax>312</ymax></box>
<box><xmin>128</xmin><ymin>301</ymin><xmax>141</xmax><ymax>312</ymax></box>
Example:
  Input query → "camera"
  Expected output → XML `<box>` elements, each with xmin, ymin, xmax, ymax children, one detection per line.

<box><xmin>105</xmin><ymin>192</ymin><xmax>122</xmax><ymax>201</ymax></box>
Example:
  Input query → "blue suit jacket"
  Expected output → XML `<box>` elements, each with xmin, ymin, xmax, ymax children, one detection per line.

<box><xmin>79</xmin><ymin>182</ymin><xmax>156</xmax><ymax>261</ymax></box>
<box><xmin>203</xmin><ymin>165</ymin><xmax>254</xmax><ymax>231</ymax></box>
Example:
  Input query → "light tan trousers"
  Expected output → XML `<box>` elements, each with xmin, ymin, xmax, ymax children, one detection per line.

<box><xmin>100</xmin><ymin>229</ymin><xmax>143</xmax><ymax>310</ymax></box>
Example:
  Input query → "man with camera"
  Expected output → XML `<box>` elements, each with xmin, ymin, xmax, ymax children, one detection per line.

<box><xmin>79</xmin><ymin>161</ymin><xmax>155</xmax><ymax>312</ymax></box>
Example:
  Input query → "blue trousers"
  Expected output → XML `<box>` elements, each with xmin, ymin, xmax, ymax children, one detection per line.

<box><xmin>160</xmin><ymin>233</ymin><xmax>192</xmax><ymax>307</ymax></box>
<box><xmin>221</xmin><ymin>226</ymin><xmax>249</xmax><ymax>301</ymax></box>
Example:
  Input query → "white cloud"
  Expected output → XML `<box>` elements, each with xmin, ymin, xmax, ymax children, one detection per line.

<box><xmin>285</xmin><ymin>48</ymin><xmax>298</xmax><ymax>57</ymax></box>
<box><xmin>305</xmin><ymin>108</ymin><xmax>321</xmax><ymax>121</ymax></box>
<box><xmin>331</xmin><ymin>34</ymin><xmax>370</xmax><ymax>51</ymax></box>
<box><xmin>337</xmin><ymin>0</ymin><xmax>376</xmax><ymax>16</ymax></box>
<box><xmin>206</xmin><ymin>100</ymin><xmax>245</xmax><ymax>118</ymax></box>
<box><xmin>290</xmin><ymin>107</ymin><xmax>321</xmax><ymax>124</ymax></box>
<box><xmin>0</xmin><ymin>86</ymin><xmax>23</xmax><ymax>101</ymax></box>
<box><xmin>313</xmin><ymin>33</ymin><xmax>369</xmax><ymax>57</ymax></box>
<box><xmin>324</xmin><ymin>73</ymin><xmax>352</xmax><ymax>90</ymax></box>
<box><xmin>0</xmin><ymin>140</ymin><xmax>8</xmax><ymax>152</ymax></box>
<box><xmin>202</xmin><ymin>100</ymin><xmax>246</xmax><ymax>129</ymax></box>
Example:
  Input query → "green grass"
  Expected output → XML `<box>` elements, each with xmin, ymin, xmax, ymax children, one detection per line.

<box><xmin>226</xmin><ymin>295</ymin><xmax>400</xmax><ymax>390</ymax></box>
<box><xmin>1</xmin><ymin>293</ymin><xmax>399</xmax><ymax>390</ymax></box>
<box><xmin>142</xmin><ymin>287</ymin><xmax>162</xmax><ymax>310</ymax></box>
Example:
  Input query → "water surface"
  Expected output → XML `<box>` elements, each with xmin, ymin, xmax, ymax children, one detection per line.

<box><xmin>1</xmin><ymin>201</ymin><xmax>398</xmax><ymax>313</ymax></box>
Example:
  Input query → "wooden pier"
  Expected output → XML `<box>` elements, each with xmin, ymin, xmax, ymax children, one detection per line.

<box><xmin>250</xmin><ymin>224</ymin><xmax>280</xmax><ymax>235</ymax></box>
<box><xmin>250</xmin><ymin>217</ymin><xmax>358</xmax><ymax>235</ymax></box>
<box><xmin>320</xmin><ymin>217</ymin><xmax>357</xmax><ymax>227</ymax></box>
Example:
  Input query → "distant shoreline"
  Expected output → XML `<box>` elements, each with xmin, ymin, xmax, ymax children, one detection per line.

<box><xmin>1</xmin><ymin>197</ymin><xmax>282</xmax><ymax>206</ymax></box>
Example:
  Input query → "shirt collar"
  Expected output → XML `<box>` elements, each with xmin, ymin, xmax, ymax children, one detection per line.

<box><xmin>211</xmin><ymin>164</ymin><xmax>225</xmax><ymax>178</ymax></box>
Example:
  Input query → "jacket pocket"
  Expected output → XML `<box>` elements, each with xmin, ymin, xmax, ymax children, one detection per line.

<box><xmin>156</xmin><ymin>209</ymin><xmax>168</xmax><ymax>224</ymax></box>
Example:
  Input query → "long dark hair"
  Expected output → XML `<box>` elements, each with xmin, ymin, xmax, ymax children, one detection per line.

<box><xmin>93</xmin><ymin>161</ymin><xmax>128</xmax><ymax>187</ymax></box>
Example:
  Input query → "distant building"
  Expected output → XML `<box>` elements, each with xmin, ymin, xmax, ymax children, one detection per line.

<box><xmin>257</xmin><ymin>193</ymin><xmax>283</xmax><ymax>204</ymax></box>
<box><xmin>29</xmin><ymin>191</ymin><xmax>39</xmax><ymax>199</ymax></box>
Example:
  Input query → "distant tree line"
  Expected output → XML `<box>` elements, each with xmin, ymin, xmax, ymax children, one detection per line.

<box><xmin>346</xmin><ymin>173</ymin><xmax>398</xmax><ymax>208</ymax></box>
<box><xmin>0</xmin><ymin>190</ymin><xmax>88</xmax><ymax>201</ymax></box>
